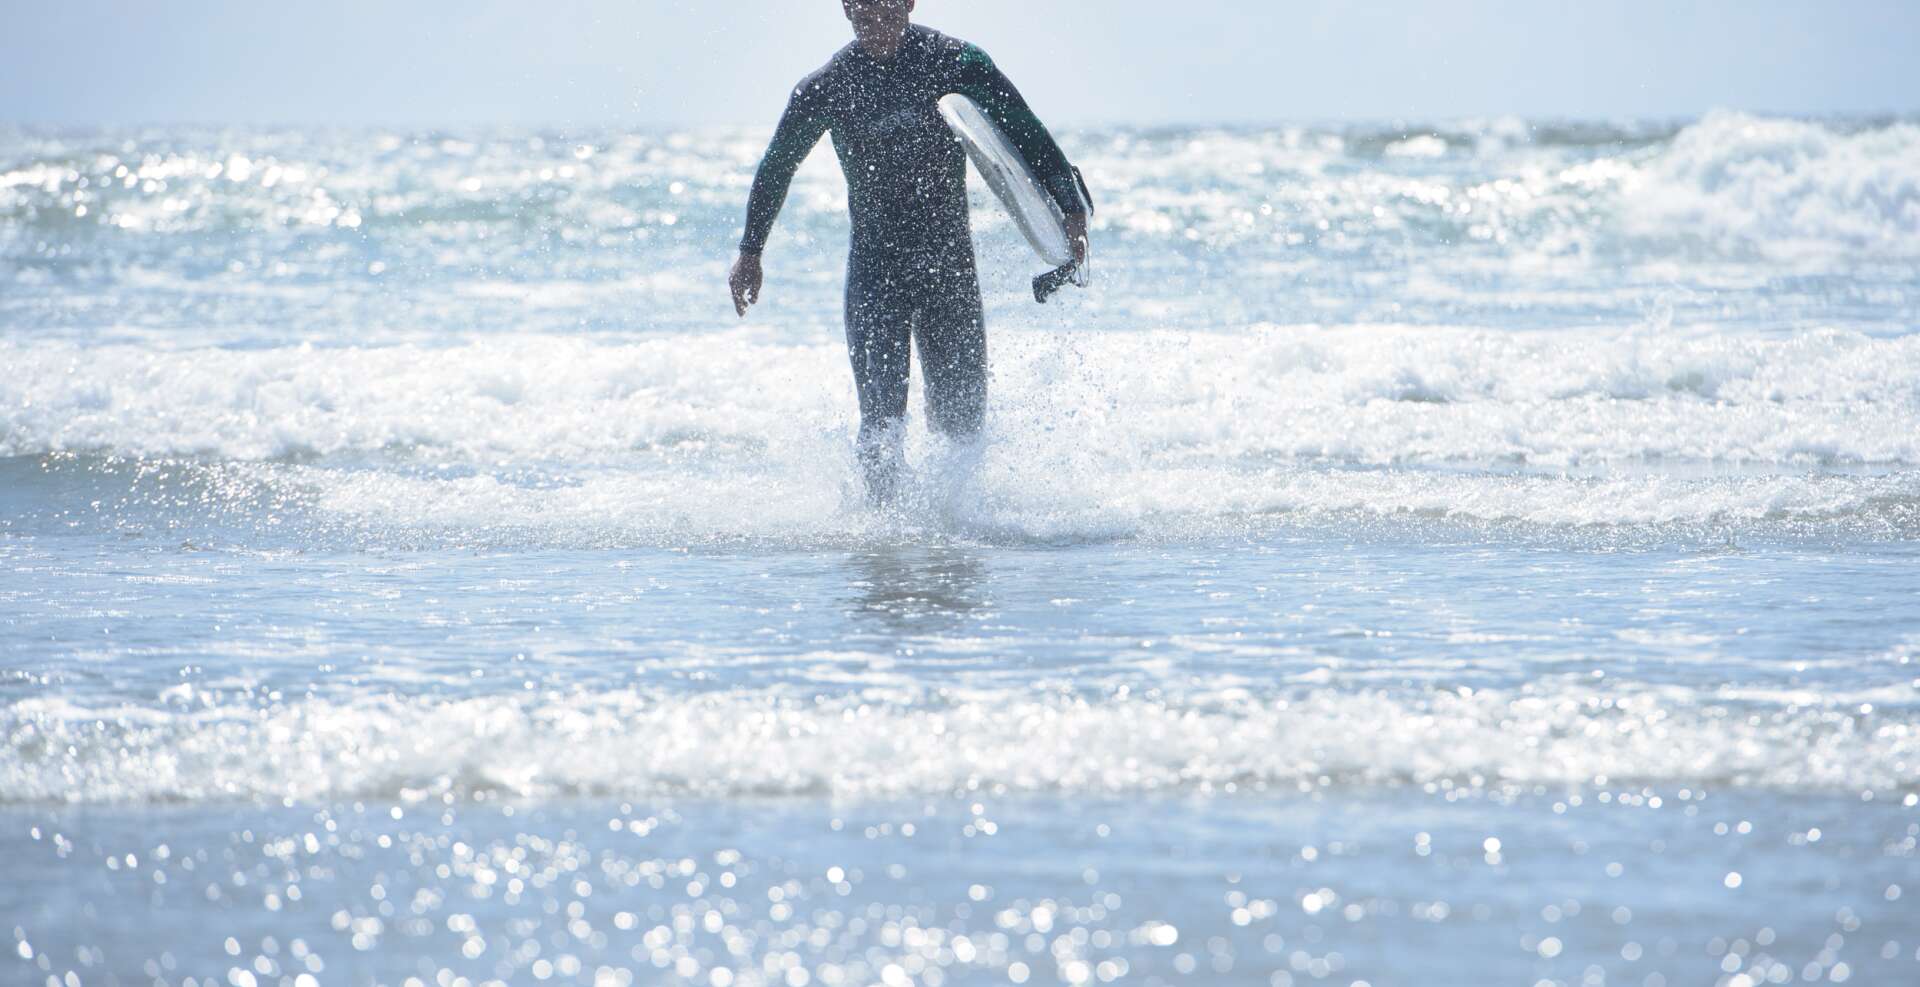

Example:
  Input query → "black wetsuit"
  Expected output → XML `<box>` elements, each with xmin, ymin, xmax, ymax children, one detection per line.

<box><xmin>737</xmin><ymin>25</ymin><xmax>1085</xmax><ymax>499</ymax></box>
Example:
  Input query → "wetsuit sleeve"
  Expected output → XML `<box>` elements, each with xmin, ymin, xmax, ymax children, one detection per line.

<box><xmin>952</xmin><ymin>45</ymin><xmax>1087</xmax><ymax>218</ymax></box>
<box><xmin>739</xmin><ymin>81</ymin><xmax>832</xmax><ymax>254</ymax></box>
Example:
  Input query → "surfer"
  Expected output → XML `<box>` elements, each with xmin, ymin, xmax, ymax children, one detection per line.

<box><xmin>727</xmin><ymin>0</ymin><xmax>1090</xmax><ymax>504</ymax></box>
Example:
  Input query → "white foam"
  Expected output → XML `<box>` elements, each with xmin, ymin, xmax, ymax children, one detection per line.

<box><xmin>2</xmin><ymin>684</ymin><xmax>1911</xmax><ymax>804</ymax></box>
<box><xmin>1384</xmin><ymin>135</ymin><xmax>1450</xmax><ymax>159</ymax></box>
<box><xmin>6</xmin><ymin>326</ymin><xmax>1916</xmax><ymax>466</ymax></box>
<box><xmin>1067</xmin><ymin>114</ymin><xmax>1920</xmax><ymax>262</ymax></box>
<box><xmin>1623</xmin><ymin>112</ymin><xmax>1920</xmax><ymax>258</ymax></box>
<box><xmin>7</xmin><ymin>116</ymin><xmax>1913</xmax><ymax>270</ymax></box>
<box><xmin>7</xmin><ymin>327</ymin><xmax>1918</xmax><ymax>541</ymax></box>
<box><xmin>0</xmin><ymin>331</ymin><xmax>850</xmax><ymax>463</ymax></box>
<box><xmin>277</xmin><ymin>460</ymin><xmax>1915</xmax><ymax>550</ymax></box>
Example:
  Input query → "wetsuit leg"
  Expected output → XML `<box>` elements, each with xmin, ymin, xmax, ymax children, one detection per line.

<box><xmin>913</xmin><ymin>260</ymin><xmax>988</xmax><ymax>440</ymax></box>
<box><xmin>845</xmin><ymin>260</ymin><xmax>914</xmax><ymax>503</ymax></box>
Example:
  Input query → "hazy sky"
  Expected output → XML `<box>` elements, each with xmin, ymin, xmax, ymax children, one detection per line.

<box><xmin>4</xmin><ymin>0</ymin><xmax>1916</xmax><ymax>128</ymax></box>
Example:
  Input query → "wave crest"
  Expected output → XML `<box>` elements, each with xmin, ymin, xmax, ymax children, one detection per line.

<box><xmin>1624</xmin><ymin>112</ymin><xmax>1920</xmax><ymax>258</ymax></box>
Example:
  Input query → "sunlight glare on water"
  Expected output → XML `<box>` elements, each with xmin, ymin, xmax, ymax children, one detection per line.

<box><xmin>2</xmin><ymin>112</ymin><xmax>1918</xmax><ymax>985</ymax></box>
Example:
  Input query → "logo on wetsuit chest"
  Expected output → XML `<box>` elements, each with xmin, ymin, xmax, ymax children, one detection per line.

<box><xmin>867</xmin><ymin>106</ymin><xmax>933</xmax><ymax>138</ymax></box>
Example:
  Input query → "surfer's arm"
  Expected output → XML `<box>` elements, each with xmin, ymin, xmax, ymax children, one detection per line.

<box><xmin>953</xmin><ymin>46</ymin><xmax>1087</xmax><ymax>223</ymax></box>
<box><xmin>739</xmin><ymin>83</ymin><xmax>831</xmax><ymax>256</ymax></box>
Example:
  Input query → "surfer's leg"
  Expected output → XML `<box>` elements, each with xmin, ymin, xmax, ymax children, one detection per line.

<box><xmin>914</xmin><ymin>264</ymin><xmax>987</xmax><ymax>440</ymax></box>
<box><xmin>845</xmin><ymin>265</ymin><xmax>914</xmax><ymax>504</ymax></box>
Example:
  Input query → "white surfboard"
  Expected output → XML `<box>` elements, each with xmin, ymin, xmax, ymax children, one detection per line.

<box><xmin>937</xmin><ymin>93</ymin><xmax>1089</xmax><ymax>301</ymax></box>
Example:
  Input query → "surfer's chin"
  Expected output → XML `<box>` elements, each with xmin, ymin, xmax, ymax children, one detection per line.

<box><xmin>845</xmin><ymin>0</ymin><xmax>913</xmax><ymax>61</ymax></box>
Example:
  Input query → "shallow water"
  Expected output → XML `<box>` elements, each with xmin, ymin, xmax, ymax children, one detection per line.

<box><xmin>3</xmin><ymin>113</ymin><xmax>1919</xmax><ymax>985</ymax></box>
<box><xmin>9</xmin><ymin>792</ymin><xmax>1916</xmax><ymax>987</ymax></box>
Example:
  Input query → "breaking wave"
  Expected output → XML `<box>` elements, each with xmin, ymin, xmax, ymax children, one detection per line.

<box><xmin>1620</xmin><ymin>112</ymin><xmax>1920</xmax><ymax>258</ymax></box>
<box><xmin>6</xmin><ymin>326</ymin><xmax>1919</xmax><ymax>545</ymax></box>
<box><xmin>3</xmin><ymin>114</ymin><xmax>1914</xmax><ymax>264</ymax></box>
<box><xmin>6</xmin><ymin>326</ymin><xmax>1917</xmax><ymax>466</ymax></box>
<box><xmin>3</xmin><ymin>682</ymin><xmax>1915</xmax><ymax>805</ymax></box>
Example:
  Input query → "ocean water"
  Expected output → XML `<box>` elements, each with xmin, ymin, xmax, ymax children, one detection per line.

<box><xmin>3</xmin><ymin>112</ymin><xmax>1919</xmax><ymax>986</ymax></box>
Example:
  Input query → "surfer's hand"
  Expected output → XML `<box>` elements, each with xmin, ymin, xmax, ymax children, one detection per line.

<box><xmin>729</xmin><ymin>251</ymin><xmax>763</xmax><ymax>317</ymax></box>
<box><xmin>1065</xmin><ymin>212</ymin><xmax>1089</xmax><ymax>265</ymax></box>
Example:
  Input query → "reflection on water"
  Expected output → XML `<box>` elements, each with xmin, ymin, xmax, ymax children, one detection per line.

<box><xmin>843</xmin><ymin>545</ymin><xmax>990</xmax><ymax>636</ymax></box>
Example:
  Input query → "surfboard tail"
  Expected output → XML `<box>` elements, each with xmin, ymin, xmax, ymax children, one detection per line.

<box><xmin>1033</xmin><ymin>262</ymin><xmax>1083</xmax><ymax>304</ymax></box>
